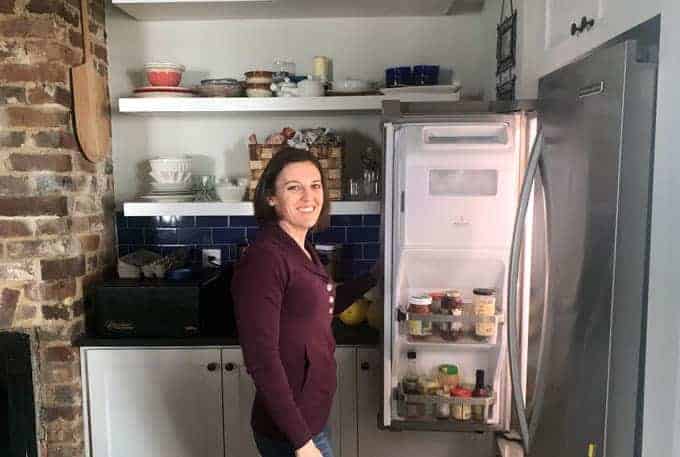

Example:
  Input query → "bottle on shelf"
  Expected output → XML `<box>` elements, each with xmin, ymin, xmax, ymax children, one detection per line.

<box><xmin>402</xmin><ymin>351</ymin><xmax>426</xmax><ymax>419</ymax></box>
<box><xmin>472</xmin><ymin>369</ymin><xmax>491</xmax><ymax>421</ymax></box>
<box><xmin>473</xmin><ymin>288</ymin><xmax>497</xmax><ymax>342</ymax></box>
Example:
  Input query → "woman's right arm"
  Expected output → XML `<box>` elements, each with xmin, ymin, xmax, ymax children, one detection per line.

<box><xmin>231</xmin><ymin>245</ymin><xmax>313</xmax><ymax>450</ymax></box>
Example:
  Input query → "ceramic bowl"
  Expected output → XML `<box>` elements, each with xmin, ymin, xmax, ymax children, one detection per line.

<box><xmin>244</xmin><ymin>70</ymin><xmax>274</xmax><ymax>84</ymax></box>
<box><xmin>215</xmin><ymin>183</ymin><xmax>246</xmax><ymax>202</ymax></box>
<box><xmin>331</xmin><ymin>78</ymin><xmax>373</xmax><ymax>92</ymax></box>
<box><xmin>149</xmin><ymin>170</ymin><xmax>192</xmax><ymax>184</ymax></box>
<box><xmin>149</xmin><ymin>157</ymin><xmax>192</xmax><ymax>173</ymax></box>
<box><xmin>245</xmin><ymin>83</ymin><xmax>273</xmax><ymax>97</ymax></box>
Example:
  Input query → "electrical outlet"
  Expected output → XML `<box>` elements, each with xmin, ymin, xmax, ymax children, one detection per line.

<box><xmin>202</xmin><ymin>249</ymin><xmax>221</xmax><ymax>268</ymax></box>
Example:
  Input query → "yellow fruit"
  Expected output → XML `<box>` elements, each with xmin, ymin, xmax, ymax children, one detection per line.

<box><xmin>339</xmin><ymin>299</ymin><xmax>368</xmax><ymax>326</ymax></box>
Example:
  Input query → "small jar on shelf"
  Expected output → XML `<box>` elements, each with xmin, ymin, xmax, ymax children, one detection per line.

<box><xmin>473</xmin><ymin>288</ymin><xmax>497</xmax><ymax>342</ymax></box>
<box><xmin>406</xmin><ymin>295</ymin><xmax>433</xmax><ymax>340</ymax></box>
<box><xmin>451</xmin><ymin>386</ymin><xmax>472</xmax><ymax>421</ymax></box>
<box><xmin>439</xmin><ymin>289</ymin><xmax>465</xmax><ymax>341</ymax></box>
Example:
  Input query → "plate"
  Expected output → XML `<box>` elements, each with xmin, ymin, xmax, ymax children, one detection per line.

<box><xmin>139</xmin><ymin>194</ymin><xmax>195</xmax><ymax>202</ymax></box>
<box><xmin>380</xmin><ymin>83</ymin><xmax>462</xmax><ymax>95</ymax></box>
<box><xmin>134</xmin><ymin>91</ymin><xmax>195</xmax><ymax>98</ymax></box>
<box><xmin>327</xmin><ymin>89</ymin><xmax>381</xmax><ymax>96</ymax></box>
<box><xmin>134</xmin><ymin>85</ymin><xmax>193</xmax><ymax>93</ymax></box>
<box><xmin>150</xmin><ymin>183</ymin><xmax>193</xmax><ymax>191</ymax></box>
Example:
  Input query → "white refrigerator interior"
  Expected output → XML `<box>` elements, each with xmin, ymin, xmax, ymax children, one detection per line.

<box><xmin>382</xmin><ymin>114</ymin><xmax>532</xmax><ymax>432</ymax></box>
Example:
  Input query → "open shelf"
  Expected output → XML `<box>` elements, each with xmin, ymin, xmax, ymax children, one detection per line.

<box><xmin>122</xmin><ymin>200</ymin><xmax>380</xmax><ymax>216</ymax></box>
<box><xmin>118</xmin><ymin>92</ymin><xmax>461</xmax><ymax>113</ymax></box>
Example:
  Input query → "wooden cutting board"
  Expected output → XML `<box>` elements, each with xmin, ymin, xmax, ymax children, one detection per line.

<box><xmin>71</xmin><ymin>0</ymin><xmax>111</xmax><ymax>163</ymax></box>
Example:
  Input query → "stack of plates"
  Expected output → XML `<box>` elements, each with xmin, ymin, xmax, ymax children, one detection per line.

<box><xmin>139</xmin><ymin>181</ymin><xmax>195</xmax><ymax>202</ymax></box>
<box><xmin>133</xmin><ymin>86</ymin><xmax>195</xmax><ymax>98</ymax></box>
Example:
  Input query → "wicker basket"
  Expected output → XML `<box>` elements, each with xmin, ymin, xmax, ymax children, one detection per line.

<box><xmin>248</xmin><ymin>143</ymin><xmax>344</xmax><ymax>201</ymax></box>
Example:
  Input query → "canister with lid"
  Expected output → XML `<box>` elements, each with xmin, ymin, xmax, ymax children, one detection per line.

<box><xmin>407</xmin><ymin>295</ymin><xmax>433</xmax><ymax>340</ymax></box>
<box><xmin>451</xmin><ymin>387</ymin><xmax>472</xmax><ymax>421</ymax></box>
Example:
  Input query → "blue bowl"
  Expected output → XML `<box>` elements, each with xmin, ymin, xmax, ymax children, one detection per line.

<box><xmin>413</xmin><ymin>65</ymin><xmax>439</xmax><ymax>85</ymax></box>
<box><xmin>165</xmin><ymin>268</ymin><xmax>194</xmax><ymax>281</ymax></box>
<box><xmin>385</xmin><ymin>66</ymin><xmax>413</xmax><ymax>87</ymax></box>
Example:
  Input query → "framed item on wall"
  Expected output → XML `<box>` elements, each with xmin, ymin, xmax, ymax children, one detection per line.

<box><xmin>496</xmin><ymin>0</ymin><xmax>517</xmax><ymax>100</ymax></box>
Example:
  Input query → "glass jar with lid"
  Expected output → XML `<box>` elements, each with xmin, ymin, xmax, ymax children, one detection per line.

<box><xmin>473</xmin><ymin>288</ymin><xmax>497</xmax><ymax>342</ymax></box>
<box><xmin>440</xmin><ymin>290</ymin><xmax>464</xmax><ymax>341</ymax></box>
<box><xmin>407</xmin><ymin>295</ymin><xmax>433</xmax><ymax>340</ymax></box>
<box><xmin>451</xmin><ymin>387</ymin><xmax>472</xmax><ymax>421</ymax></box>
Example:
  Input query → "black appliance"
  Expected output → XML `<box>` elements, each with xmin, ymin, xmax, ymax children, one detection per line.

<box><xmin>90</xmin><ymin>266</ymin><xmax>235</xmax><ymax>338</ymax></box>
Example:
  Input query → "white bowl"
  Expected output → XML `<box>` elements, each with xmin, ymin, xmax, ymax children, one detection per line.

<box><xmin>149</xmin><ymin>170</ymin><xmax>192</xmax><ymax>184</ymax></box>
<box><xmin>149</xmin><ymin>158</ymin><xmax>192</xmax><ymax>173</ymax></box>
<box><xmin>215</xmin><ymin>184</ymin><xmax>246</xmax><ymax>202</ymax></box>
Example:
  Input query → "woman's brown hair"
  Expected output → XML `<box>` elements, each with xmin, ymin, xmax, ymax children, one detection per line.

<box><xmin>253</xmin><ymin>146</ymin><xmax>331</xmax><ymax>231</ymax></box>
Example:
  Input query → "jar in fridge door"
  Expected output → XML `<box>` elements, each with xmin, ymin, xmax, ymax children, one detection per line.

<box><xmin>435</xmin><ymin>390</ymin><xmax>451</xmax><ymax>419</ymax></box>
<box><xmin>473</xmin><ymin>288</ymin><xmax>497</xmax><ymax>342</ymax></box>
<box><xmin>451</xmin><ymin>387</ymin><xmax>472</xmax><ymax>421</ymax></box>
<box><xmin>407</xmin><ymin>295</ymin><xmax>433</xmax><ymax>340</ymax></box>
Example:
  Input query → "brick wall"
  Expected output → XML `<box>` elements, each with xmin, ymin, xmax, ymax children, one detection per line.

<box><xmin>0</xmin><ymin>1</ymin><xmax>113</xmax><ymax>456</ymax></box>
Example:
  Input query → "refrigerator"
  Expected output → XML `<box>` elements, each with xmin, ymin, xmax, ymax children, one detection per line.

<box><xmin>379</xmin><ymin>39</ymin><xmax>656</xmax><ymax>457</ymax></box>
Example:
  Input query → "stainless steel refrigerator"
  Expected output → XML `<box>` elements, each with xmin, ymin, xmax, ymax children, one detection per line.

<box><xmin>380</xmin><ymin>39</ymin><xmax>656</xmax><ymax>457</ymax></box>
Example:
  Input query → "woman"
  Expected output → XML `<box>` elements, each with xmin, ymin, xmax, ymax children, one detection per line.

<box><xmin>232</xmin><ymin>147</ymin><xmax>377</xmax><ymax>457</ymax></box>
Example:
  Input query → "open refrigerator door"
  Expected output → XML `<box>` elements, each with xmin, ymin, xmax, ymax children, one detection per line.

<box><xmin>381</xmin><ymin>112</ymin><xmax>535</xmax><ymax>436</ymax></box>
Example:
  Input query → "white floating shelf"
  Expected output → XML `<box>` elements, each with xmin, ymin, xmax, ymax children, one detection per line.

<box><xmin>118</xmin><ymin>92</ymin><xmax>461</xmax><ymax>113</ymax></box>
<box><xmin>123</xmin><ymin>200</ymin><xmax>380</xmax><ymax>217</ymax></box>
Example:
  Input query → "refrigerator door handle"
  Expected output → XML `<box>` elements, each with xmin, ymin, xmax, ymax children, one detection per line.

<box><xmin>526</xmin><ymin>158</ymin><xmax>551</xmax><ymax>440</ymax></box>
<box><xmin>507</xmin><ymin>130</ymin><xmax>544</xmax><ymax>455</ymax></box>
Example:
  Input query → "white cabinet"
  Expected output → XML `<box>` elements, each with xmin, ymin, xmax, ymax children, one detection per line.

<box><xmin>82</xmin><ymin>347</ymin><xmax>359</xmax><ymax>457</ymax></box>
<box><xmin>517</xmin><ymin>0</ymin><xmax>660</xmax><ymax>97</ymax></box>
<box><xmin>83</xmin><ymin>348</ymin><xmax>224</xmax><ymax>457</ymax></box>
<box><xmin>355</xmin><ymin>348</ymin><xmax>495</xmax><ymax>457</ymax></box>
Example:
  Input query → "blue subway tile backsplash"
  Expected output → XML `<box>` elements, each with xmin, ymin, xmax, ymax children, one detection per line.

<box><xmin>115</xmin><ymin>211</ymin><xmax>381</xmax><ymax>280</ymax></box>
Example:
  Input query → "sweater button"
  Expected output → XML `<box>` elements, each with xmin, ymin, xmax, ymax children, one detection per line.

<box><xmin>329</xmin><ymin>296</ymin><xmax>335</xmax><ymax>304</ymax></box>
<box><xmin>326</xmin><ymin>283</ymin><xmax>333</xmax><ymax>292</ymax></box>
<box><xmin>329</xmin><ymin>307</ymin><xmax>334</xmax><ymax>314</ymax></box>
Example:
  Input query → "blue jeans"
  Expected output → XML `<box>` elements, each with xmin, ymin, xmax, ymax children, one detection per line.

<box><xmin>254</xmin><ymin>426</ymin><xmax>335</xmax><ymax>457</ymax></box>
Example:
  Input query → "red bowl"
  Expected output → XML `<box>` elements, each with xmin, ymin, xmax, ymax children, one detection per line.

<box><xmin>147</xmin><ymin>69</ymin><xmax>183</xmax><ymax>87</ymax></box>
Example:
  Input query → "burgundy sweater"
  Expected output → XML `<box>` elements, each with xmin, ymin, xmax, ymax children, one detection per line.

<box><xmin>231</xmin><ymin>223</ymin><xmax>375</xmax><ymax>449</ymax></box>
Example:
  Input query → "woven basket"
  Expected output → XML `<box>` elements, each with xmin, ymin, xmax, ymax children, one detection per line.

<box><xmin>248</xmin><ymin>144</ymin><xmax>343</xmax><ymax>201</ymax></box>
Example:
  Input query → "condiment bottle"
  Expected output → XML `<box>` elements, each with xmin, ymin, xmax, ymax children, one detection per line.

<box><xmin>407</xmin><ymin>295</ymin><xmax>433</xmax><ymax>340</ymax></box>
<box><xmin>403</xmin><ymin>351</ymin><xmax>419</xmax><ymax>394</ymax></box>
<box><xmin>435</xmin><ymin>390</ymin><xmax>451</xmax><ymax>419</ymax></box>
<box><xmin>451</xmin><ymin>386</ymin><xmax>472</xmax><ymax>421</ymax></box>
<box><xmin>472</xmin><ymin>369</ymin><xmax>490</xmax><ymax>421</ymax></box>
<box><xmin>473</xmin><ymin>288</ymin><xmax>497</xmax><ymax>342</ymax></box>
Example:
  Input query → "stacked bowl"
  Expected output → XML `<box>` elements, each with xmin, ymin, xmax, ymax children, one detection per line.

<box><xmin>143</xmin><ymin>157</ymin><xmax>194</xmax><ymax>202</ymax></box>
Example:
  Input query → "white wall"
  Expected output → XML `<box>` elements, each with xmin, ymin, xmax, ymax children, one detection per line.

<box><xmin>107</xmin><ymin>7</ymin><xmax>495</xmax><ymax>203</ymax></box>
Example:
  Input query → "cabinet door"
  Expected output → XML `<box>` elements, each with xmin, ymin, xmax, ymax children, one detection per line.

<box><xmin>327</xmin><ymin>348</ymin><xmax>358</xmax><ymax>457</ymax></box>
<box><xmin>221</xmin><ymin>349</ymin><xmax>260</xmax><ymax>457</ymax></box>
<box><xmin>84</xmin><ymin>348</ymin><xmax>223</xmax><ymax>457</ymax></box>
<box><xmin>356</xmin><ymin>348</ymin><xmax>494</xmax><ymax>457</ymax></box>
<box><xmin>545</xmin><ymin>0</ymin><xmax>603</xmax><ymax>50</ymax></box>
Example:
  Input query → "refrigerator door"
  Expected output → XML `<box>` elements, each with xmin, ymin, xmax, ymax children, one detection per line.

<box><xmin>507</xmin><ymin>40</ymin><xmax>655</xmax><ymax>456</ymax></box>
<box><xmin>382</xmin><ymin>113</ymin><xmax>526</xmax><ymax>432</ymax></box>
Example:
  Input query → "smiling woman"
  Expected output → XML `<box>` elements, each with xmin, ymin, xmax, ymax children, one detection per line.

<box><xmin>232</xmin><ymin>147</ymin><xmax>378</xmax><ymax>457</ymax></box>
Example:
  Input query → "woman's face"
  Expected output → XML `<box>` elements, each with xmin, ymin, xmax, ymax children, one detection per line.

<box><xmin>268</xmin><ymin>161</ymin><xmax>324</xmax><ymax>233</ymax></box>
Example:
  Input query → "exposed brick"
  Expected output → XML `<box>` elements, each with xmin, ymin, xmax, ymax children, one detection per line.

<box><xmin>3</xmin><ymin>106</ymin><xmax>70</xmax><ymax>128</ymax></box>
<box><xmin>0</xmin><ymin>0</ymin><xmax>15</xmax><ymax>14</ymax></box>
<box><xmin>88</xmin><ymin>214</ymin><xmax>104</xmax><ymax>231</ymax></box>
<box><xmin>16</xmin><ymin>304</ymin><xmax>37</xmax><ymax>320</ymax></box>
<box><xmin>0</xmin><ymin>86</ymin><xmax>25</xmax><ymax>103</ymax></box>
<box><xmin>0</xmin><ymin>16</ymin><xmax>61</xmax><ymax>39</ymax></box>
<box><xmin>0</xmin><ymin>63</ymin><xmax>68</xmax><ymax>84</ymax></box>
<box><xmin>0</xmin><ymin>131</ymin><xmax>25</xmax><ymax>147</ymax></box>
<box><xmin>79</xmin><ymin>234</ymin><xmax>99</xmax><ymax>251</ymax></box>
<box><xmin>24</xmin><ymin>279</ymin><xmax>76</xmax><ymax>301</ymax></box>
<box><xmin>94</xmin><ymin>44</ymin><xmax>107</xmax><ymax>61</ymax></box>
<box><xmin>45</xmin><ymin>346</ymin><xmax>76</xmax><ymax>362</ymax></box>
<box><xmin>36</xmin><ymin>217</ymin><xmax>70</xmax><ymax>236</ymax></box>
<box><xmin>72</xmin><ymin>298</ymin><xmax>84</xmax><ymax>317</ymax></box>
<box><xmin>0</xmin><ymin>176</ymin><xmax>31</xmax><ymax>196</ymax></box>
<box><xmin>0</xmin><ymin>219</ymin><xmax>33</xmax><ymax>237</ymax></box>
<box><xmin>0</xmin><ymin>40</ymin><xmax>21</xmax><ymax>59</ymax></box>
<box><xmin>25</xmin><ymin>40</ymin><xmax>80</xmax><ymax>66</ymax></box>
<box><xmin>42</xmin><ymin>406</ymin><xmax>79</xmax><ymax>422</ymax></box>
<box><xmin>0</xmin><ymin>261</ymin><xmax>36</xmax><ymax>280</ymax></box>
<box><xmin>68</xmin><ymin>30</ymin><xmax>81</xmax><ymax>50</ymax></box>
<box><xmin>52</xmin><ymin>384</ymin><xmax>80</xmax><ymax>404</ymax></box>
<box><xmin>73</xmin><ymin>196</ymin><xmax>99</xmax><ymax>214</ymax></box>
<box><xmin>41</xmin><ymin>256</ymin><xmax>85</xmax><ymax>280</ymax></box>
<box><xmin>90</xmin><ymin>2</ymin><xmax>105</xmax><ymax>24</ymax></box>
<box><xmin>31</xmin><ymin>130</ymin><xmax>78</xmax><ymax>149</ymax></box>
<box><xmin>45</xmin><ymin>444</ymin><xmax>84</xmax><ymax>457</ymax></box>
<box><xmin>7</xmin><ymin>238</ymin><xmax>74</xmax><ymax>259</ymax></box>
<box><xmin>0</xmin><ymin>288</ymin><xmax>20</xmax><ymax>328</ymax></box>
<box><xmin>70</xmin><ymin>216</ymin><xmax>90</xmax><ymax>233</ymax></box>
<box><xmin>80</xmin><ymin>271</ymin><xmax>101</xmax><ymax>296</ymax></box>
<box><xmin>0</xmin><ymin>196</ymin><xmax>68</xmax><ymax>216</ymax></box>
<box><xmin>42</xmin><ymin>304</ymin><xmax>70</xmax><ymax>320</ymax></box>
<box><xmin>36</xmin><ymin>174</ymin><xmax>74</xmax><ymax>194</ymax></box>
<box><xmin>71</xmin><ymin>175</ymin><xmax>96</xmax><ymax>193</ymax></box>
<box><xmin>27</xmin><ymin>85</ymin><xmax>72</xmax><ymax>107</ymax></box>
<box><xmin>73</xmin><ymin>154</ymin><xmax>96</xmax><ymax>173</ymax></box>
<box><xmin>9</xmin><ymin>153</ymin><xmax>72</xmax><ymax>172</ymax></box>
<box><xmin>85</xmin><ymin>253</ymin><xmax>97</xmax><ymax>272</ymax></box>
